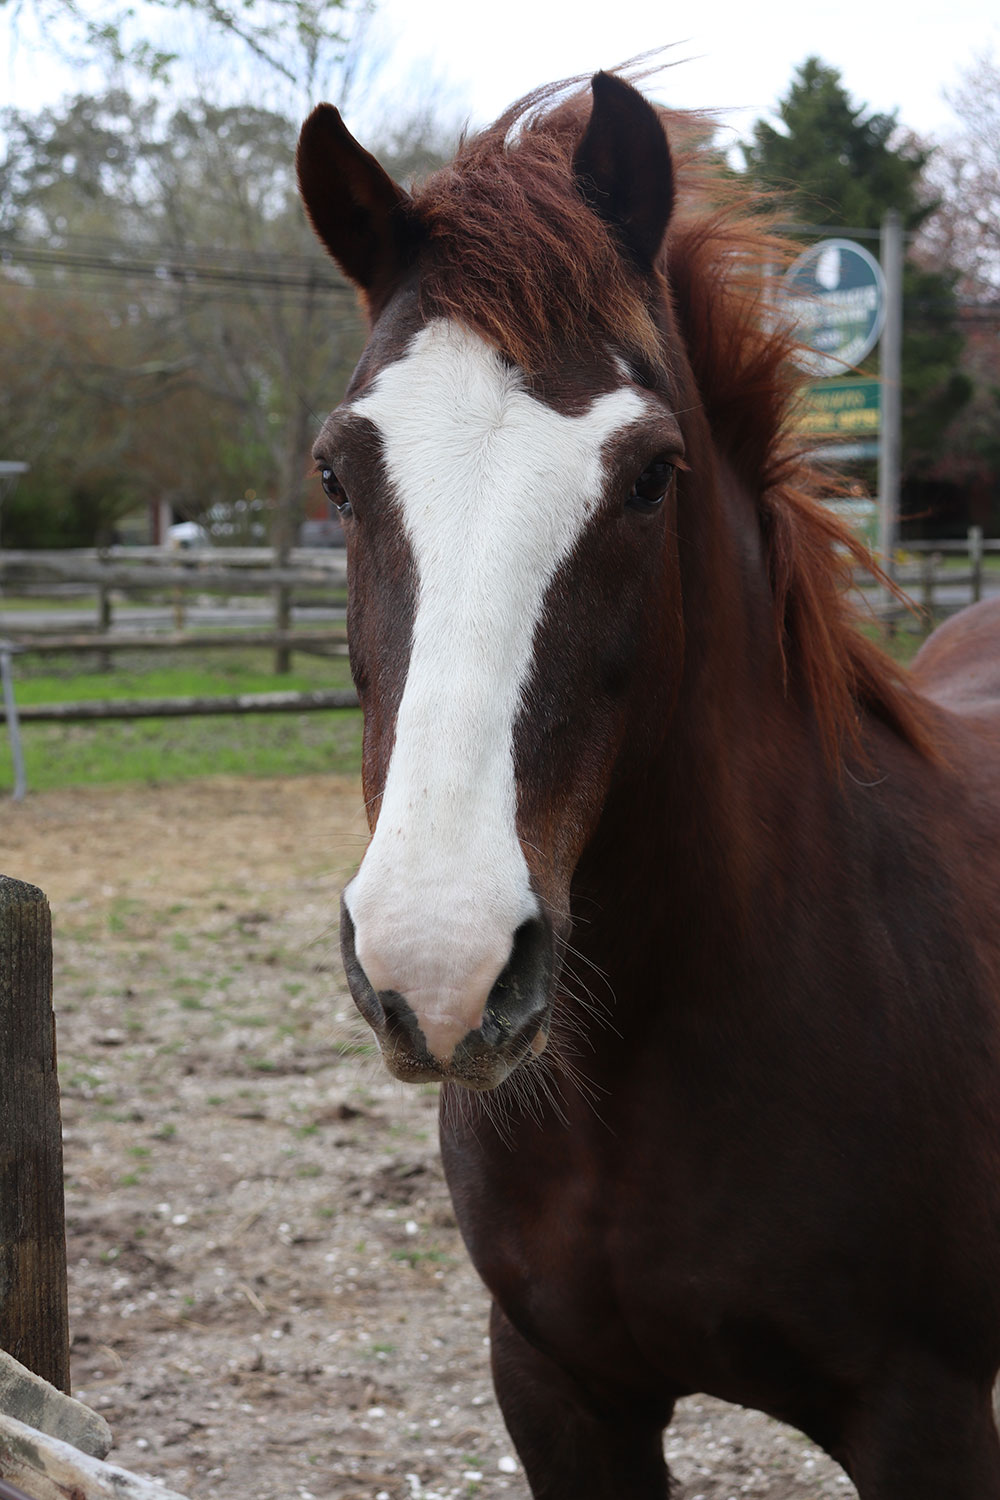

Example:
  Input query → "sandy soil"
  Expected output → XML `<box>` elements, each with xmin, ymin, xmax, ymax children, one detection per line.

<box><xmin>2</xmin><ymin>776</ymin><xmax>857</xmax><ymax>1500</ymax></box>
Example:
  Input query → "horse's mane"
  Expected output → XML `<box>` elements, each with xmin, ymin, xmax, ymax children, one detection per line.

<box><xmin>410</xmin><ymin>79</ymin><xmax>933</xmax><ymax>764</ymax></box>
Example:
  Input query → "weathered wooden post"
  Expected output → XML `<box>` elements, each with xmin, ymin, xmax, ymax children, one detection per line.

<box><xmin>96</xmin><ymin>586</ymin><xmax>112</xmax><ymax>636</ymax></box>
<box><xmin>97</xmin><ymin>582</ymin><xmax>113</xmax><ymax>673</ymax></box>
<box><xmin>920</xmin><ymin>552</ymin><xmax>936</xmax><ymax>619</ymax></box>
<box><xmin>172</xmin><ymin>583</ymin><xmax>186</xmax><ymax>633</ymax></box>
<box><xmin>0</xmin><ymin>878</ymin><xmax>70</xmax><ymax>1394</ymax></box>
<box><xmin>0</xmin><ymin>645</ymin><xmax>26</xmax><ymax>802</ymax></box>
<box><xmin>970</xmin><ymin>524</ymin><xmax>984</xmax><ymax>606</ymax></box>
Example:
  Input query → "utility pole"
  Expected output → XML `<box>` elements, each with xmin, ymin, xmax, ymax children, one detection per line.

<box><xmin>878</xmin><ymin>210</ymin><xmax>904</xmax><ymax>584</ymax></box>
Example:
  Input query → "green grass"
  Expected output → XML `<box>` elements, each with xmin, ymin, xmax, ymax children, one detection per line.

<box><xmin>899</xmin><ymin>551</ymin><xmax>1000</xmax><ymax>576</ymax></box>
<box><xmin>0</xmin><ymin>711</ymin><xmax>362</xmax><ymax>791</ymax></box>
<box><xmin>0</xmin><ymin>649</ymin><xmax>361</xmax><ymax>791</ymax></box>
<box><xmin>10</xmin><ymin>647</ymin><xmax>352</xmax><ymax>694</ymax></box>
<box><xmin>867</xmin><ymin>625</ymin><xmax>925</xmax><ymax>666</ymax></box>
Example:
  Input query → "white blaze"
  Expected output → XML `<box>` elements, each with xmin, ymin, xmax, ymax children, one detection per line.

<box><xmin>344</xmin><ymin>320</ymin><xmax>644</xmax><ymax>1049</ymax></box>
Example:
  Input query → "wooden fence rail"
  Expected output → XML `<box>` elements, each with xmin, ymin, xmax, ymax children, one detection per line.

<box><xmin>0</xmin><ymin>545</ymin><xmax>347</xmax><ymax>579</ymax></box>
<box><xmin>903</xmin><ymin>531</ymin><xmax>999</xmax><ymax>555</ymax></box>
<box><xmin>16</xmin><ymin>688</ymin><xmax>359</xmax><ymax>722</ymax></box>
<box><xmin>8</xmin><ymin>630</ymin><xmax>347</xmax><ymax>657</ymax></box>
<box><xmin>1</xmin><ymin>560</ymin><xmax>344</xmax><ymax>591</ymax></box>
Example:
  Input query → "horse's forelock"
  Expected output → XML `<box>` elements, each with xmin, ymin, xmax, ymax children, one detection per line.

<box><xmin>411</xmin><ymin>84</ymin><xmax>666</xmax><ymax>377</ymax></box>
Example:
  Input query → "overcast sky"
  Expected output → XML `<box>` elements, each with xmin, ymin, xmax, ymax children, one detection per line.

<box><xmin>364</xmin><ymin>0</ymin><xmax>998</xmax><ymax>144</ymax></box>
<box><xmin>2</xmin><ymin>0</ymin><xmax>996</xmax><ymax>147</ymax></box>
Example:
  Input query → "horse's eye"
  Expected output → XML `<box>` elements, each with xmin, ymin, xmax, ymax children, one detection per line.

<box><xmin>627</xmin><ymin>458</ymin><xmax>675</xmax><ymax>513</ymax></box>
<box><xmin>320</xmin><ymin>466</ymin><xmax>352</xmax><ymax>517</ymax></box>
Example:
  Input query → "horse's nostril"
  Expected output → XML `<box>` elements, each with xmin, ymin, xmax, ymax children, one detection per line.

<box><xmin>380</xmin><ymin>987</ymin><xmax>422</xmax><ymax>1047</ymax></box>
<box><xmin>481</xmin><ymin>915</ymin><xmax>553</xmax><ymax>1049</ymax></box>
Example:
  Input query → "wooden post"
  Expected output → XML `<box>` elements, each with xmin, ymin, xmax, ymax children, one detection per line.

<box><xmin>878</xmin><ymin>210</ymin><xmax>903</xmax><ymax>634</ymax></box>
<box><xmin>96</xmin><ymin>586</ymin><xmax>112</xmax><ymax>635</ymax></box>
<box><xmin>273</xmin><ymin>584</ymin><xmax>293</xmax><ymax>675</ymax></box>
<box><xmin>970</xmin><ymin>524</ymin><xmax>983</xmax><ymax>605</ymax></box>
<box><xmin>0</xmin><ymin>878</ymin><xmax>70</xmax><ymax>1393</ymax></box>
<box><xmin>97</xmin><ymin>586</ymin><xmax>112</xmax><ymax>673</ymax></box>
<box><xmin>171</xmin><ymin>585</ymin><xmax>186</xmax><ymax>632</ymax></box>
<box><xmin>920</xmin><ymin>552</ymin><xmax>935</xmax><ymax>620</ymax></box>
<box><xmin>0</xmin><ymin>646</ymin><xmax>26</xmax><ymax>802</ymax></box>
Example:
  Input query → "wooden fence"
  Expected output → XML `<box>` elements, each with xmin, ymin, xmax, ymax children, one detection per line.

<box><xmin>0</xmin><ymin>547</ymin><xmax>349</xmax><ymax>669</ymax></box>
<box><xmin>892</xmin><ymin>527</ymin><xmax>992</xmax><ymax>612</ymax></box>
<box><xmin>0</xmin><ymin>547</ymin><xmax>359</xmax><ymax>797</ymax></box>
<box><xmin>1</xmin><ymin>533</ymin><xmax>996</xmax><ymax>795</ymax></box>
<box><xmin>2</xmin><ymin>535</ymin><xmax>994</xmax><ymax>642</ymax></box>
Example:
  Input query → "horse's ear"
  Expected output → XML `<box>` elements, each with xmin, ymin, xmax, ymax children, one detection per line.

<box><xmin>572</xmin><ymin>72</ymin><xmax>674</xmax><ymax>269</ymax></box>
<box><xmin>296</xmin><ymin>104</ymin><xmax>417</xmax><ymax>312</ymax></box>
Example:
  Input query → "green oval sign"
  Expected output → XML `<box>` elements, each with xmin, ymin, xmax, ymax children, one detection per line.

<box><xmin>782</xmin><ymin>239</ymin><xmax>887</xmax><ymax>377</ymax></box>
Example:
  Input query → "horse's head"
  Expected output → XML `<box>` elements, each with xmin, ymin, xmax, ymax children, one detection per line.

<box><xmin>298</xmin><ymin>74</ymin><xmax>691</xmax><ymax>1089</ymax></box>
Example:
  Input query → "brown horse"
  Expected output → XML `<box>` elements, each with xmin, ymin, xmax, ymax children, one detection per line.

<box><xmin>297</xmin><ymin>71</ymin><xmax>1000</xmax><ymax>1499</ymax></box>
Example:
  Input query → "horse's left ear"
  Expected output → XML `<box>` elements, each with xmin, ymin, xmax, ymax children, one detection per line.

<box><xmin>296</xmin><ymin>103</ymin><xmax>418</xmax><ymax>315</ymax></box>
<box><xmin>572</xmin><ymin>72</ymin><xmax>674</xmax><ymax>270</ymax></box>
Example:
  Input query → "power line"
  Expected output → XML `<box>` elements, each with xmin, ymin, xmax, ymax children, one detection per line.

<box><xmin>3</xmin><ymin>227</ymin><xmax>345</xmax><ymax>275</ymax></box>
<box><xmin>0</xmin><ymin>233</ymin><xmax>357</xmax><ymax>300</ymax></box>
<box><xmin>2</xmin><ymin>231</ymin><xmax>996</xmax><ymax>322</ymax></box>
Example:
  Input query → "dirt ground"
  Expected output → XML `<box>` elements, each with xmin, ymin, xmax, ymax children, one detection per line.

<box><xmin>2</xmin><ymin>776</ymin><xmax>857</xmax><ymax>1500</ymax></box>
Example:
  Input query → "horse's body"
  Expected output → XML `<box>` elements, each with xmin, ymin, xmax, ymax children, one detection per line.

<box><xmin>297</xmin><ymin>72</ymin><xmax>1000</xmax><ymax>1498</ymax></box>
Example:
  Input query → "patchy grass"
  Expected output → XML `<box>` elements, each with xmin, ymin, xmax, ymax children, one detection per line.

<box><xmin>0</xmin><ymin>649</ymin><xmax>360</xmax><ymax>791</ymax></box>
<box><xmin>0</xmin><ymin>710</ymin><xmax>362</xmax><ymax>791</ymax></box>
<box><xmin>868</xmin><ymin>625</ymin><xmax>926</xmax><ymax>666</ymax></box>
<box><xmin>9</xmin><ymin>647</ymin><xmax>352</xmax><ymax>693</ymax></box>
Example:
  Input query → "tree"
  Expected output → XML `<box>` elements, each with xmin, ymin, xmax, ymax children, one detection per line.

<box><xmin>741</xmin><ymin>58</ymin><xmax>971</xmax><ymax>483</ymax></box>
<box><xmin>742</xmin><ymin>57</ymin><xmax>931</xmax><ymax>232</ymax></box>
<box><xmin>0</xmin><ymin>88</ymin><xmax>361</xmax><ymax>547</ymax></box>
<box><xmin>0</xmin><ymin>0</ymin><xmax>463</xmax><ymax>587</ymax></box>
<box><xmin>0</xmin><ymin>74</ymin><xmax>458</xmax><ymax>557</ymax></box>
<box><xmin>911</xmin><ymin>53</ymin><xmax>1000</xmax><ymax>303</ymax></box>
<box><xmin>913</xmin><ymin>53</ymin><xmax>1000</xmax><ymax>526</ymax></box>
<box><xmin>0</xmin><ymin>0</ymin><xmax>362</xmax><ymax>99</ymax></box>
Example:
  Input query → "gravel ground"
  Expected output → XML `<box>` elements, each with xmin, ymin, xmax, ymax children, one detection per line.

<box><xmin>2</xmin><ymin>775</ymin><xmax>857</xmax><ymax>1500</ymax></box>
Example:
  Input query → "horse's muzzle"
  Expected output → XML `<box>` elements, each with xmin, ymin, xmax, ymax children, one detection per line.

<box><xmin>339</xmin><ymin>900</ymin><xmax>554</xmax><ymax>1089</ymax></box>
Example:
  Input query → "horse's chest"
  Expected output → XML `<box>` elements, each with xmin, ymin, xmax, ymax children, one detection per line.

<box><xmin>441</xmin><ymin>1105</ymin><xmax>873</xmax><ymax>1408</ymax></box>
<box><xmin>443</xmin><ymin>1120</ymin><xmax>724</xmax><ymax>1387</ymax></box>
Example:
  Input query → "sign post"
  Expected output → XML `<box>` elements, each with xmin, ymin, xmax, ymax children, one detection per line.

<box><xmin>877</xmin><ymin>211</ymin><xmax>904</xmax><ymax>580</ymax></box>
<box><xmin>781</xmin><ymin>231</ymin><xmax>905</xmax><ymax>579</ymax></box>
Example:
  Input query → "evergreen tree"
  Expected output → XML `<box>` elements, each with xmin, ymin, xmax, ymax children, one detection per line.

<box><xmin>742</xmin><ymin>58</ymin><xmax>930</xmax><ymax>231</ymax></box>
